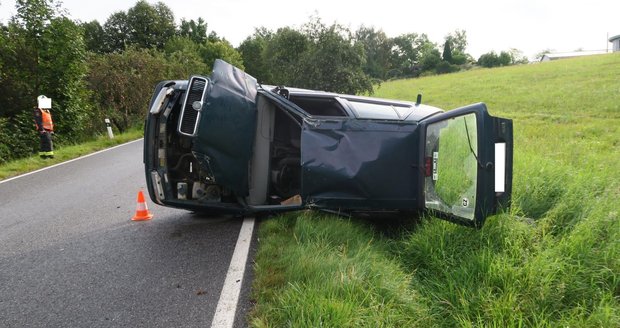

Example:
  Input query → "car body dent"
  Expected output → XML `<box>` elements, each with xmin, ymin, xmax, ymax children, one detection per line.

<box><xmin>301</xmin><ymin>119</ymin><xmax>420</xmax><ymax>210</ymax></box>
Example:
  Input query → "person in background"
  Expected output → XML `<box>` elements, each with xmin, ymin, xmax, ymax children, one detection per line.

<box><xmin>33</xmin><ymin>106</ymin><xmax>54</xmax><ymax>158</ymax></box>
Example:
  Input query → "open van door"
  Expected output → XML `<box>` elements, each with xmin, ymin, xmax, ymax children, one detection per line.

<box><xmin>420</xmin><ymin>103</ymin><xmax>513</xmax><ymax>228</ymax></box>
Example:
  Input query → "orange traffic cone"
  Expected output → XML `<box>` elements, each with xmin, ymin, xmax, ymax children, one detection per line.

<box><xmin>132</xmin><ymin>190</ymin><xmax>153</xmax><ymax>221</ymax></box>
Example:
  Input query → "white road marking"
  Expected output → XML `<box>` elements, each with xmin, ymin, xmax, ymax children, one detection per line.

<box><xmin>211</xmin><ymin>217</ymin><xmax>255</xmax><ymax>328</ymax></box>
<box><xmin>0</xmin><ymin>139</ymin><xmax>143</xmax><ymax>185</ymax></box>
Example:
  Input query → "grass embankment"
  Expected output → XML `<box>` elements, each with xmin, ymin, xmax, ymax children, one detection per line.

<box><xmin>251</xmin><ymin>53</ymin><xmax>620</xmax><ymax>327</ymax></box>
<box><xmin>0</xmin><ymin>127</ymin><xmax>143</xmax><ymax>181</ymax></box>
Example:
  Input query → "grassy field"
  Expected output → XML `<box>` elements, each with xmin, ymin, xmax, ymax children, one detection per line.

<box><xmin>250</xmin><ymin>54</ymin><xmax>620</xmax><ymax>327</ymax></box>
<box><xmin>0</xmin><ymin>127</ymin><xmax>143</xmax><ymax>181</ymax></box>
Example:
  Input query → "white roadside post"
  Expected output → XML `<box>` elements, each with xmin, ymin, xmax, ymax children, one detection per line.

<box><xmin>105</xmin><ymin>118</ymin><xmax>114</xmax><ymax>139</ymax></box>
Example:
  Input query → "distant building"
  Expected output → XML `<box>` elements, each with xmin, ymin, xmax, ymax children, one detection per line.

<box><xmin>540</xmin><ymin>50</ymin><xmax>608</xmax><ymax>62</ymax></box>
<box><xmin>609</xmin><ymin>34</ymin><xmax>620</xmax><ymax>52</ymax></box>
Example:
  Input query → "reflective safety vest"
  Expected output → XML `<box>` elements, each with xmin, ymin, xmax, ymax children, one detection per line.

<box><xmin>40</xmin><ymin>109</ymin><xmax>53</xmax><ymax>131</ymax></box>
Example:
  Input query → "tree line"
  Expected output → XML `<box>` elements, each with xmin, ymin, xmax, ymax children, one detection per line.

<box><xmin>0</xmin><ymin>0</ymin><xmax>527</xmax><ymax>163</ymax></box>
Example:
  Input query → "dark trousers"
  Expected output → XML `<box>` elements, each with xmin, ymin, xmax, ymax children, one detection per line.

<box><xmin>39</xmin><ymin>130</ymin><xmax>53</xmax><ymax>157</ymax></box>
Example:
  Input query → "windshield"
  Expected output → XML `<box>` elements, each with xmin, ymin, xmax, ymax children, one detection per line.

<box><xmin>424</xmin><ymin>113</ymin><xmax>478</xmax><ymax>220</ymax></box>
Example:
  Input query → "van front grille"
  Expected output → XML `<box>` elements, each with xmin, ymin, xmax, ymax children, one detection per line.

<box><xmin>179</xmin><ymin>77</ymin><xmax>207</xmax><ymax>136</ymax></box>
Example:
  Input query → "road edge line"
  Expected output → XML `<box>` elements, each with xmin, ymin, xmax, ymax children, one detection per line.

<box><xmin>211</xmin><ymin>217</ymin><xmax>256</xmax><ymax>328</ymax></box>
<box><xmin>0</xmin><ymin>139</ymin><xmax>143</xmax><ymax>185</ymax></box>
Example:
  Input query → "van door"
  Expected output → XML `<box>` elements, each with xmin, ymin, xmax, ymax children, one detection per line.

<box><xmin>420</xmin><ymin>103</ymin><xmax>513</xmax><ymax>228</ymax></box>
<box><xmin>301</xmin><ymin>118</ymin><xmax>420</xmax><ymax>210</ymax></box>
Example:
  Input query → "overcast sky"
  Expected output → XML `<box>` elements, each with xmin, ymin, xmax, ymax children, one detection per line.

<box><xmin>1</xmin><ymin>0</ymin><xmax>618</xmax><ymax>59</ymax></box>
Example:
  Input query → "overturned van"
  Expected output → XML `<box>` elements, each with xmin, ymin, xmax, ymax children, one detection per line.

<box><xmin>144</xmin><ymin>59</ymin><xmax>513</xmax><ymax>228</ymax></box>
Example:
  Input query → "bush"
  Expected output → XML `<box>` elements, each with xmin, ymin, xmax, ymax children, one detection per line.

<box><xmin>478</xmin><ymin>51</ymin><xmax>514</xmax><ymax>68</ymax></box>
<box><xmin>435</xmin><ymin>60</ymin><xmax>459</xmax><ymax>74</ymax></box>
<box><xmin>0</xmin><ymin>114</ymin><xmax>38</xmax><ymax>163</ymax></box>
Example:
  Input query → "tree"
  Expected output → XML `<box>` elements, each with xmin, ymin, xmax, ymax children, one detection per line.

<box><xmin>0</xmin><ymin>17</ymin><xmax>36</xmax><ymax>160</ymax></box>
<box><xmin>2</xmin><ymin>0</ymin><xmax>89</xmax><ymax>127</ymax></box>
<box><xmin>237</xmin><ymin>27</ymin><xmax>273</xmax><ymax>82</ymax></box>
<box><xmin>498</xmin><ymin>51</ymin><xmax>512</xmax><ymax>66</ymax></box>
<box><xmin>178</xmin><ymin>18</ymin><xmax>207</xmax><ymax>44</ymax></box>
<box><xmin>0</xmin><ymin>22</ymin><xmax>29</xmax><ymax>119</ymax></box>
<box><xmin>477</xmin><ymin>51</ymin><xmax>511</xmax><ymax>67</ymax></box>
<box><xmin>450</xmin><ymin>51</ymin><xmax>470</xmax><ymax>65</ymax></box>
<box><xmin>297</xmin><ymin>22</ymin><xmax>372</xmax><ymax>94</ymax></box>
<box><xmin>126</xmin><ymin>0</ymin><xmax>175</xmax><ymax>50</ymax></box>
<box><xmin>207</xmin><ymin>31</ymin><xmax>221</xmax><ymax>43</ymax></box>
<box><xmin>259</xmin><ymin>18</ymin><xmax>372</xmax><ymax>94</ymax></box>
<box><xmin>13</xmin><ymin>0</ymin><xmax>56</xmax><ymax>95</ymax></box>
<box><xmin>508</xmin><ymin>48</ymin><xmax>529</xmax><ymax>64</ymax></box>
<box><xmin>419</xmin><ymin>47</ymin><xmax>442</xmax><ymax>72</ymax></box>
<box><xmin>354</xmin><ymin>26</ymin><xmax>392</xmax><ymax>80</ymax></box>
<box><xmin>264</xmin><ymin>27</ymin><xmax>309</xmax><ymax>85</ymax></box>
<box><xmin>81</xmin><ymin>20</ymin><xmax>105</xmax><ymax>53</ymax></box>
<box><xmin>199</xmin><ymin>39</ymin><xmax>244</xmax><ymax>72</ymax></box>
<box><xmin>0</xmin><ymin>0</ymin><xmax>90</xmax><ymax>160</ymax></box>
<box><xmin>0</xmin><ymin>23</ymin><xmax>5</xmax><ymax>75</ymax></box>
<box><xmin>102</xmin><ymin>11</ymin><xmax>129</xmax><ymax>52</ymax></box>
<box><xmin>389</xmin><ymin>33</ymin><xmax>432</xmax><ymax>78</ymax></box>
<box><xmin>477</xmin><ymin>51</ymin><xmax>500</xmax><ymax>67</ymax></box>
<box><xmin>442</xmin><ymin>39</ymin><xmax>453</xmax><ymax>63</ymax></box>
<box><xmin>101</xmin><ymin>1</ymin><xmax>175</xmax><ymax>52</ymax></box>
<box><xmin>87</xmin><ymin>48</ymin><xmax>168</xmax><ymax>132</ymax></box>
<box><xmin>39</xmin><ymin>16</ymin><xmax>91</xmax><ymax>140</ymax></box>
<box><xmin>163</xmin><ymin>36</ymin><xmax>208</xmax><ymax>77</ymax></box>
<box><xmin>435</xmin><ymin>60</ymin><xmax>458</xmax><ymax>74</ymax></box>
<box><xmin>445</xmin><ymin>29</ymin><xmax>468</xmax><ymax>53</ymax></box>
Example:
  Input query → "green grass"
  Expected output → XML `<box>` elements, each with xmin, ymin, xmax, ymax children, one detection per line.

<box><xmin>250</xmin><ymin>53</ymin><xmax>620</xmax><ymax>327</ymax></box>
<box><xmin>0</xmin><ymin>127</ymin><xmax>143</xmax><ymax>181</ymax></box>
<box><xmin>251</xmin><ymin>212</ymin><xmax>434</xmax><ymax>327</ymax></box>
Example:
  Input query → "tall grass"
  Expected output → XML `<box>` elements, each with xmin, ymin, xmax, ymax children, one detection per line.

<box><xmin>251</xmin><ymin>212</ymin><xmax>434</xmax><ymax>327</ymax></box>
<box><xmin>251</xmin><ymin>54</ymin><xmax>620</xmax><ymax>326</ymax></box>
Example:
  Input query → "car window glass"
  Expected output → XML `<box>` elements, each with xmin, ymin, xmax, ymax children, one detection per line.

<box><xmin>288</xmin><ymin>96</ymin><xmax>347</xmax><ymax>117</ymax></box>
<box><xmin>424</xmin><ymin>113</ymin><xmax>478</xmax><ymax>220</ymax></box>
<box><xmin>349</xmin><ymin>101</ymin><xmax>400</xmax><ymax>120</ymax></box>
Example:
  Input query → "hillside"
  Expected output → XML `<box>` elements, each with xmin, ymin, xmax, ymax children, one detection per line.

<box><xmin>250</xmin><ymin>53</ymin><xmax>620</xmax><ymax>327</ymax></box>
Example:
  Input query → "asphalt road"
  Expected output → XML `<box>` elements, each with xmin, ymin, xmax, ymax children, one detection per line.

<box><xmin>0</xmin><ymin>140</ymin><xmax>255</xmax><ymax>327</ymax></box>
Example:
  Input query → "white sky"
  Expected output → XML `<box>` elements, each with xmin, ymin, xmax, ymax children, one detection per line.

<box><xmin>1</xmin><ymin>0</ymin><xmax>618</xmax><ymax>59</ymax></box>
